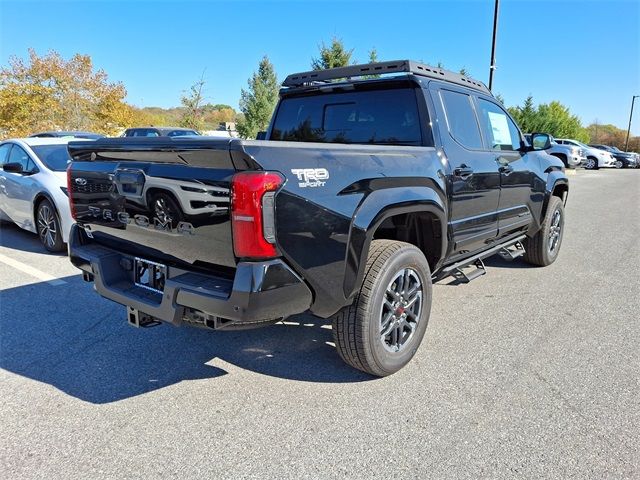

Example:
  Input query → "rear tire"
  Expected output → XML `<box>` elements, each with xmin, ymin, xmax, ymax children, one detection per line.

<box><xmin>36</xmin><ymin>199</ymin><xmax>64</xmax><ymax>252</ymax></box>
<box><xmin>523</xmin><ymin>196</ymin><xmax>564</xmax><ymax>267</ymax></box>
<box><xmin>332</xmin><ymin>240</ymin><xmax>432</xmax><ymax>377</ymax></box>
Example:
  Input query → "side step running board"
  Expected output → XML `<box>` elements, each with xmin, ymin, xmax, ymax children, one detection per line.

<box><xmin>498</xmin><ymin>240</ymin><xmax>525</xmax><ymax>260</ymax></box>
<box><xmin>436</xmin><ymin>234</ymin><xmax>527</xmax><ymax>283</ymax></box>
<box><xmin>452</xmin><ymin>258</ymin><xmax>486</xmax><ymax>283</ymax></box>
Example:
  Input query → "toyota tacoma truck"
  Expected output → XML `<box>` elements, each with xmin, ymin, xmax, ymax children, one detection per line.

<box><xmin>67</xmin><ymin>60</ymin><xmax>568</xmax><ymax>376</ymax></box>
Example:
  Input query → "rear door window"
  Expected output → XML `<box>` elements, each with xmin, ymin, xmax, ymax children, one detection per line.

<box><xmin>439</xmin><ymin>90</ymin><xmax>483</xmax><ymax>150</ymax></box>
<box><xmin>270</xmin><ymin>88</ymin><xmax>425</xmax><ymax>146</ymax></box>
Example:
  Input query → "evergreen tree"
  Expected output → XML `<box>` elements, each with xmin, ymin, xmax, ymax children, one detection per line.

<box><xmin>365</xmin><ymin>48</ymin><xmax>380</xmax><ymax>79</ymax></box>
<box><xmin>507</xmin><ymin>96</ymin><xmax>589</xmax><ymax>142</ymax></box>
<box><xmin>311</xmin><ymin>37</ymin><xmax>354</xmax><ymax>70</ymax></box>
<box><xmin>368</xmin><ymin>48</ymin><xmax>378</xmax><ymax>63</ymax></box>
<box><xmin>237</xmin><ymin>56</ymin><xmax>279</xmax><ymax>139</ymax></box>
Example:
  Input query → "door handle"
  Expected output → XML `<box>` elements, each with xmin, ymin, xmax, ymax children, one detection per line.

<box><xmin>454</xmin><ymin>165</ymin><xmax>474</xmax><ymax>179</ymax></box>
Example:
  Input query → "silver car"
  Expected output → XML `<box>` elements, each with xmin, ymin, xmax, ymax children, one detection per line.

<box><xmin>0</xmin><ymin>138</ymin><xmax>90</xmax><ymax>252</ymax></box>
<box><xmin>556</xmin><ymin>138</ymin><xmax>616</xmax><ymax>169</ymax></box>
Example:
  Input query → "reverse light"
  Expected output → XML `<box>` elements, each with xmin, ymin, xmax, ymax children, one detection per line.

<box><xmin>231</xmin><ymin>171</ymin><xmax>284</xmax><ymax>258</ymax></box>
<box><xmin>66</xmin><ymin>167</ymin><xmax>77</xmax><ymax>220</ymax></box>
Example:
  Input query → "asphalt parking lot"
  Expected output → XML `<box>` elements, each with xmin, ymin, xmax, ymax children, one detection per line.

<box><xmin>1</xmin><ymin>169</ymin><xmax>638</xmax><ymax>479</ymax></box>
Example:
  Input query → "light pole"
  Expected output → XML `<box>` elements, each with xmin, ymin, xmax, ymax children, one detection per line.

<box><xmin>625</xmin><ymin>95</ymin><xmax>639</xmax><ymax>152</ymax></box>
<box><xmin>488</xmin><ymin>0</ymin><xmax>500</xmax><ymax>91</ymax></box>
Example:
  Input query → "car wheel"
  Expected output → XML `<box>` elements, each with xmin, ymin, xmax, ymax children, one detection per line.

<box><xmin>584</xmin><ymin>158</ymin><xmax>596</xmax><ymax>170</ymax></box>
<box><xmin>150</xmin><ymin>191</ymin><xmax>184</xmax><ymax>227</ymax></box>
<box><xmin>332</xmin><ymin>240</ymin><xmax>432</xmax><ymax>377</ymax></box>
<box><xmin>36</xmin><ymin>199</ymin><xmax>64</xmax><ymax>252</ymax></box>
<box><xmin>523</xmin><ymin>196</ymin><xmax>564</xmax><ymax>267</ymax></box>
<box><xmin>614</xmin><ymin>160</ymin><xmax>624</xmax><ymax>169</ymax></box>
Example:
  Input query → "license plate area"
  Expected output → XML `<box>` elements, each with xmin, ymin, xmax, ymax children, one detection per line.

<box><xmin>134</xmin><ymin>257</ymin><xmax>167</xmax><ymax>293</ymax></box>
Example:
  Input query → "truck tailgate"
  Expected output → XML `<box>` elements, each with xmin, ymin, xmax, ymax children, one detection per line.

<box><xmin>67</xmin><ymin>138</ymin><xmax>238</xmax><ymax>270</ymax></box>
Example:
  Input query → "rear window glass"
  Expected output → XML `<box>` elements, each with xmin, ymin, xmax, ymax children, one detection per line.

<box><xmin>31</xmin><ymin>145</ymin><xmax>71</xmax><ymax>172</ymax></box>
<box><xmin>127</xmin><ymin>129</ymin><xmax>159</xmax><ymax>137</ymax></box>
<box><xmin>270</xmin><ymin>88</ymin><xmax>425</xmax><ymax>146</ymax></box>
<box><xmin>168</xmin><ymin>130</ymin><xmax>198</xmax><ymax>137</ymax></box>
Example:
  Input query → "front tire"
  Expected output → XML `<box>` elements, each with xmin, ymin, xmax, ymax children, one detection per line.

<box><xmin>149</xmin><ymin>191</ymin><xmax>184</xmax><ymax>228</ymax></box>
<box><xmin>523</xmin><ymin>196</ymin><xmax>564</xmax><ymax>266</ymax></box>
<box><xmin>614</xmin><ymin>160</ymin><xmax>624</xmax><ymax>169</ymax></box>
<box><xmin>36</xmin><ymin>199</ymin><xmax>64</xmax><ymax>252</ymax></box>
<box><xmin>585</xmin><ymin>157</ymin><xmax>598</xmax><ymax>170</ymax></box>
<box><xmin>332</xmin><ymin>240</ymin><xmax>432</xmax><ymax>377</ymax></box>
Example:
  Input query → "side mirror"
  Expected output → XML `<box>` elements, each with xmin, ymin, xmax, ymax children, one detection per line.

<box><xmin>256</xmin><ymin>131</ymin><xmax>267</xmax><ymax>140</ymax></box>
<box><xmin>530</xmin><ymin>133</ymin><xmax>551</xmax><ymax>150</ymax></box>
<box><xmin>2</xmin><ymin>162</ymin><xmax>24</xmax><ymax>174</ymax></box>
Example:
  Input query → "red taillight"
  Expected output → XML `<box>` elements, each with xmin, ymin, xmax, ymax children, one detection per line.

<box><xmin>66</xmin><ymin>166</ymin><xmax>76</xmax><ymax>220</ymax></box>
<box><xmin>231</xmin><ymin>171</ymin><xmax>284</xmax><ymax>259</ymax></box>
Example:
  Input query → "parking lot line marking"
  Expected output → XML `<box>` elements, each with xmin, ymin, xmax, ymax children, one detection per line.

<box><xmin>0</xmin><ymin>253</ymin><xmax>67</xmax><ymax>286</ymax></box>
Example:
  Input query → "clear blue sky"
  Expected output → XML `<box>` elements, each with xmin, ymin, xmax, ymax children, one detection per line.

<box><xmin>1</xmin><ymin>0</ymin><xmax>639</xmax><ymax>133</ymax></box>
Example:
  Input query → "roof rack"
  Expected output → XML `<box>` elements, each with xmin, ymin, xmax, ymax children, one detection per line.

<box><xmin>282</xmin><ymin>59</ymin><xmax>491</xmax><ymax>94</ymax></box>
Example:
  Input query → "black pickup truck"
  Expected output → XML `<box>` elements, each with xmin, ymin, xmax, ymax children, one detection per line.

<box><xmin>67</xmin><ymin>60</ymin><xmax>568</xmax><ymax>376</ymax></box>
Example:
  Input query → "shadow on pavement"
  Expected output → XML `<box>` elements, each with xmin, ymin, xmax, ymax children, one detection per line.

<box><xmin>0</xmin><ymin>275</ymin><xmax>371</xmax><ymax>404</ymax></box>
<box><xmin>0</xmin><ymin>222</ymin><xmax>66</xmax><ymax>256</ymax></box>
<box><xmin>483</xmin><ymin>255</ymin><xmax>531</xmax><ymax>270</ymax></box>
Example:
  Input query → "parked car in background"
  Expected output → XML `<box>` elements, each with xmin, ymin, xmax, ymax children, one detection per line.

<box><xmin>113</xmin><ymin>168</ymin><xmax>230</xmax><ymax>222</ymax></box>
<box><xmin>29</xmin><ymin>131</ymin><xmax>105</xmax><ymax>139</ymax></box>
<box><xmin>524</xmin><ymin>134</ymin><xmax>584</xmax><ymax>167</ymax></box>
<box><xmin>589</xmin><ymin>144</ymin><xmax>638</xmax><ymax>168</ymax></box>
<box><xmin>556</xmin><ymin>138</ymin><xmax>616</xmax><ymax>170</ymax></box>
<box><xmin>0</xmin><ymin>138</ymin><xmax>91</xmax><ymax>251</ymax></box>
<box><xmin>122</xmin><ymin>127</ymin><xmax>200</xmax><ymax>137</ymax></box>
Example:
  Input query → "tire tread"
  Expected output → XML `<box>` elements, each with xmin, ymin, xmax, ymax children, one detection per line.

<box><xmin>333</xmin><ymin>240</ymin><xmax>425</xmax><ymax>376</ymax></box>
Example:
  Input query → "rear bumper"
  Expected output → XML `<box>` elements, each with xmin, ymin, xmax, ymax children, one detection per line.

<box><xmin>68</xmin><ymin>224</ymin><xmax>313</xmax><ymax>329</ymax></box>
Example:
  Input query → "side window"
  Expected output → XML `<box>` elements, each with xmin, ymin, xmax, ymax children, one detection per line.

<box><xmin>477</xmin><ymin>98</ymin><xmax>521</xmax><ymax>151</ymax></box>
<box><xmin>25</xmin><ymin>157</ymin><xmax>38</xmax><ymax>174</ymax></box>
<box><xmin>440</xmin><ymin>90</ymin><xmax>483</xmax><ymax>150</ymax></box>
<box><xmin>7</xmin><ymin>145</ymin><xmax>31</xmax><ymax>170</ymax></box>
<box><xmin>0</xmin><ymin>144</ymin><xmax>12</xmax><ymax>165</ymax></box>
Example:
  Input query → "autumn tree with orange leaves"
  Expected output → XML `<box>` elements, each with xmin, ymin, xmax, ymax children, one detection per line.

<box><xmin>0</xmin><ymin>49</ymin><xmax>150</xmax><ymax>137</ymax></box>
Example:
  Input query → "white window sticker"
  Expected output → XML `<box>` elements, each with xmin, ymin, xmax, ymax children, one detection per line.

<box><xmin>487</xmin><ymin>111</ymin><xmax>511</xmax><ymax>146</ymax></box>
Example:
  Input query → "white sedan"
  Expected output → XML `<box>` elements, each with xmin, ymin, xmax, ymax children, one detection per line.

<box><xmin>0</xmin><ymin>138</ymin><xmax>90</xmax><ymax>252</ymax></box>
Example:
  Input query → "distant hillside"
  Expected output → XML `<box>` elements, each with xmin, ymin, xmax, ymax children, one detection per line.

<box><xmin>138</xmin><ymin>104</ymin><xmax>243</xmax><ymax>130</ymax></box>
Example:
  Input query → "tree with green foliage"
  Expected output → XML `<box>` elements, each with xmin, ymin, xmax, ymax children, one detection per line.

<box><xmin>0</xmin><ymin>48</ymin><xmax>139</xmax><ymax>136</ymax></box>
<box><xmin>508</xmin><ymin>96</ymin><xmax>589</xmax><ymax>142</ymax></box>
<box><xmin>368</xmin><ymin>48</ymin><xmax>378</xmax><ymax>64</ymax></box>
<box><xmin>237</xmin><ymin>56</ymin><xmax>279</xmax><ymax>139</ymax></box>
<box><xmin>311</xmin><ymin>37</ymin><xmax>354</xmax><ymax>70</ymax></box>
<box><xmin>179</xmin><ymin>74</ymin><xmax>206</xmax><ymax>130</ymax></box>
<box><xmin>364</xmin><ymin>47</ymin><xmax>381</xmax><ymax>79</ymax></box>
